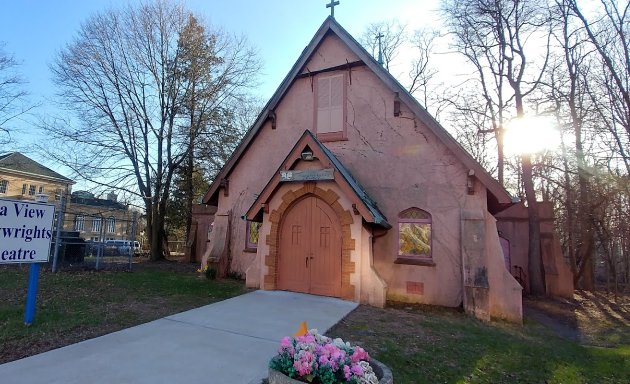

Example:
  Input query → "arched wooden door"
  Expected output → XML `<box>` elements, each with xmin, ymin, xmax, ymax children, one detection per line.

<box><xmin>278</xmin><ymin>195</ymin><xmax>342</xmax><ymax>297</ymax></box>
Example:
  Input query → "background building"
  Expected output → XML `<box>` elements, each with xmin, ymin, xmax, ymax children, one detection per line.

<box><xmin>64</xmin><ymin>191</ymin><xmax>137</xmax><ymax>242</ymax></box>
<box><xmin>0</xmin><ymin>152</ymin><xmax>74</xmax><ymax>206</ymax></box>
<box><xmin>0</xmin><ymin>152</ymin><xmax>138</xmax><ymax>243</ymax></box>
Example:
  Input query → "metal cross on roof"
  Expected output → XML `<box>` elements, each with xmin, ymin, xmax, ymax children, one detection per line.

<box><xmin>376</xmin><ymin>32</ymin><xmax>384</xmax><ymax>65</ymax></box>
<box><xmin>326</xmin><ymin>0</ymin><xmax>340</xmax><ymax>18</ymax></box>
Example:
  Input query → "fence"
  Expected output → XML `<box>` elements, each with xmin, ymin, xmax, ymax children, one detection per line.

<box><xmin>47</xmin><ymin>198</ymin><xmax>141</xmax><ymax>272</ymax></box>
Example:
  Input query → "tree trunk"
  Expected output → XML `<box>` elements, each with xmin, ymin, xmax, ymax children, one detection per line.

<box><xmin>185</xmin><ymin>141</ymin><xmax>194</xmax><ymax>240</ymax></box>
<box><xmin>560</xmin><ymin>139</ymin><xmax>577</xmax><ymax>277</ymax></box>
<box><xmin>572</xmin><ymin>87</ymin><xmax>594</xmax><ymax>290</ymax></box>
<box><xmin>523</xmin><ymin>154</ymin><xmax>545</xmax><ymax>295</ymax></box>
<box><xmin>149</xmin><ymin>204</ymin><xmax>164</xmax><ymax>261</ymax></box>
<box><xmin>185</xmin><ymin>81</ymin><xmax>196</xmax><ymax>242</ymax></box>
<box><xmin>577</xmin><ymin>233</ymin><xmax>595</xmax><ymax>290</ymax></box>
<box><xmin>497</xmin><ymin>127</ymin><xmax>504</xmax><ymax>186</ymax></box>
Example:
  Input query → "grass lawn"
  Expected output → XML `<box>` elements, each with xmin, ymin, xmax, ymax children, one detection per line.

<box><xmin>0</xmin><ymin>262</ymin><xmax>248</xmax><ymax>364</ymax></box>
<box><xmin>2</xmin><ymin>264</ymin><xmax>628</xmax><ymax>384</ymax></box>
<box><xmin>327</xmin><ymin>300</ymin><xmax>630</xmax><ymax>384</ymax></box>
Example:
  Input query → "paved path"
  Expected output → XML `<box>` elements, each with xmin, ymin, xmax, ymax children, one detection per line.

<box><xmin>0</xmin><ymin>291</ymin><xmax>358</xmax><ymax>384</ymax></box>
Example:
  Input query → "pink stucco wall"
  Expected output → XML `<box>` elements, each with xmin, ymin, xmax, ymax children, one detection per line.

<box><xmin>495</xmin><ymin>202</ymin><xmax>574</xmax><ymax>298</ymax></box>
<box><xmin>189</xmin><ymin>204</ymin><xmax>216</xmax><ymax>263</ymax></box>
<box><xmin>208</xmin><ymin>32</ymin><xmax>522</xmax><ymax>318</ymax></box>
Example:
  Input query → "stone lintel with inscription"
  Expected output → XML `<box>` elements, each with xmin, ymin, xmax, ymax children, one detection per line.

<box><xmin>280</xmin><ymin>168</ymin><xmax>334</xmax><ymax>182</ymax></box>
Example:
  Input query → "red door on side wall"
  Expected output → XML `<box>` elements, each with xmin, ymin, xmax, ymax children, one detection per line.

<box><xmin>278</xmin><ymin>196</ymin><xmax>342</xmax><ymax>297</ymax></box>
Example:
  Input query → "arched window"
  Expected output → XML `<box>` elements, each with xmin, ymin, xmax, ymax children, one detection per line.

<box><xmin>106</xmin><ymin>217</ymin><xmax>116</xmax><ymax>233</ymax></box>
<box><xmin>397</xmin><ymin>208</ymin><xmax>432</xmax><ymax>261</ymax></box>
<box><xmin>74</xmin><ymin>215</ymin><xmax>85</xmax><ymax>231</ymax></box>
<box><xmin>92</xmin><ymin>217</ymin><xmax>102</xmax><ymax>233</ymax></box>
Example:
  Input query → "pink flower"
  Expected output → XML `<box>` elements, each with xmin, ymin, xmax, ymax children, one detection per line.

<box><xmin>278</xmin><ymin>336</ymin><xmax>295</xmax><ymax>355</ymax></box>
<box><xmin>331</xmin><ymin>348</ymin><xmax>346</xmax><ymax>363</ymax></box>
<box><xmin>343</xmin><ymin>365</ymin><xmax>352</xmax><ymax>380</ymax></box>
<box><xmin>351</xmin><ymin>346</ymin><xmax>370</xmax><ymax>363</ymax></box>
<box><xmin>297</xmin><ymin>334</ymin><xmax>316</xmax><ymax>345</ymax></box>
<box><xmin>293</xmin><ymin>350</ymin><xmax>316</xmax><ymax>376</ymax></box>
<box><xmin>272</xmin><ymin>332</ymin><xmax>372</xmax><ymax>382</ymax></box>
<box><xmin>351</xmin><ymin>363</ymin><xmax>363</xmax><ymax>376</ymax></box>
<box><xmin>280</xmin><ymin>336</ymin><xmax>292</xmax><ymax>349</ymax></box>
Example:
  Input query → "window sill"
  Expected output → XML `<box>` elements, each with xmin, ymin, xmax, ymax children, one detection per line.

<box><xmin>243</xmin><ymin>247</ymin><xmax>257</xmax><ymax>253</ymax></box>
<box><xmin>394</xmin><ymin>257</ymin><xmax>435</xmax><ymax>267</ymax></box>
<box><xmin>317</xmin><ymin>131</ymin><xmax>348</xmax><ymax>142</ymax></box>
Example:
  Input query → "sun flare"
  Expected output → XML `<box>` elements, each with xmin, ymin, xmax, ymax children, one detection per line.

<box><xmin>504</xmin><ymin>116</ymin><xmax>561</xmax><ymax>155</ymax></box>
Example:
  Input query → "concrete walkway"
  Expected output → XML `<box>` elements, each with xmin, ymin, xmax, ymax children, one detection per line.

<box><xmin>0</xmin><ymin>291</ymin><xmax>358</xmax><ymax>384</ymax></box>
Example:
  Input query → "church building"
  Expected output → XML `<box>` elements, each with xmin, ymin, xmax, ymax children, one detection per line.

<box><xmin>192</xmin><ymin>16</ymin><xmax>573</xmax><ymax>323</ymax></box>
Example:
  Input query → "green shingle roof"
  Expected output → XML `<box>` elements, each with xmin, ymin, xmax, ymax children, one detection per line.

<box><xmin>0</xmin><ymin>152</ymin><xmax>74</xmax><ymax>183</ymax></box>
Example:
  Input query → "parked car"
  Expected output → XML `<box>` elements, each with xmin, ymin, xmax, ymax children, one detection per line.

<box><xmin>132</xmin><ymin>241</ymin><xmax>141</xmax><ymax>254</ymax></box>
<box><xmin>104</xmin><ymin>240</ymin><xmax>134</xmax><ymax>256</ymax></box>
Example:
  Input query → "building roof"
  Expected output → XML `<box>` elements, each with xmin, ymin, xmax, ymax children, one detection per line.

<box><xmin>312</xmin><ymin>132</ymin><xmax>389</xmax><ymax>228</ymax></box>
<box><xmin>0</xmin><ymin>152</ymin><xmax>74</xmax><ymax>183</ymax></box>
<box><xmin>203</xmin><ymin>16</ymin><xmax>515</xmax><ymax>210</ymax></box>
<box><xmin>71</xmin><ymin>191</ymin><xmax>127</xmax><ymax>211</ymax></box>
<box><xmin>246</xmin><ymin>130</ymin><xmax>391</xmax><ymax>228</ymax></box>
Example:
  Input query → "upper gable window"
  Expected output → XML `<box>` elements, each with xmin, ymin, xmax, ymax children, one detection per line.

<box><xmin>315</xmin><ymin>73</ymin><xmax>346</xmax><ymax>141</ymax></box>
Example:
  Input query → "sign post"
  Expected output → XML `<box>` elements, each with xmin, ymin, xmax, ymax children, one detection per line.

<box><xmin>0</xmin><ymin>197</ymin><xmax>55</xmax><ymax>326</ymax></box>
<box><xmin>24</xmin><ymin>263</ymin><xmax>41</xmax><ymax>325</ymax></box>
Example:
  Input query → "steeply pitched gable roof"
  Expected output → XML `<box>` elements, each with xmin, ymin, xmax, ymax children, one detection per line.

<box><xmin>246</xmin><ymin>130</ymin><xmax>390</xmax><ymax>228</ymax></box>
<box><xmin>0</xmin><ymin>152</ymin><xmax>74</xmax><ymax>183</ymax></box>
<box><xmin>203</xmin><ymin>16</ymin><xmax>514</xmax><ymax>209</ymax></box>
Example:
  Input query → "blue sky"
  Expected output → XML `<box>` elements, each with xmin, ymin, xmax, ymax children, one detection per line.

<box><xmin>0</xmin><ymin>0</ymin><xmax>441</xmax><ymax>185</ymax></box>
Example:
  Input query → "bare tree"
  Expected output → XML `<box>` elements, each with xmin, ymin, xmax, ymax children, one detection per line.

<box><xmin>443</xmin><ymin>0</ymin><xmax>553</xmax><ymax>295</ymax></box>
<box><xmin>442</xmin><ymin>0</ymin><xmax>510</xmax><ymax>186</ymax></box>
<box><xmin>408</xmin><ymin>28</ymin><xmax>442</xmax><ymax>115</ymax></box>
<box><xmin>541</xmin><ymin>0</ymin><xmax>599</xmax><ymax>288</ymax></box>
<box><xmin>359</xmin><ymin>20</ymin><xmax>407</xmax><ymax>72</ymax></box>
<box><xmin>568</xmin><ymin>0</ymin><xmax>630</xmax><ymax>174</ymax></box>
<box><xmin>0</xmin><ymin>43</ymin><xmax>31</xmax><ymax>146</ymax></box>
<box><xmin>47</xmin><ymin>1</ymin><xmax>259</xmax><ymax>260</ymax></box>
<box><xmin>445</xmin><ymin>89</ymin><xmax>498</xmax><ymax>173</ymax></box>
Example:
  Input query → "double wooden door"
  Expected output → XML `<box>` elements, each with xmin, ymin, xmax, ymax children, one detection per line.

<box><xmin>278</xmin><ymin>196</ymin><xmax>342</xmax><ymax>297</ymax></box>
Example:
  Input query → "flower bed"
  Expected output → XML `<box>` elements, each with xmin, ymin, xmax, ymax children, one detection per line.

<box><xmin>268</xmin><ymin>329</ymin><xmax>392</xmax><ymax>384</ymax></box>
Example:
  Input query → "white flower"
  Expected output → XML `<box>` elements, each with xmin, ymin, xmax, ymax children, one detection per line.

<box><xmin>358</xmin><ymin>361</ymin><xmax>378</xmax><ymax>384</ymax></box>
<box><xmin>333</xmin><ymin>338</ymin><xmax>350</xmax><ymax>349</ymax></box>
<box><xmin>311</xmin><ymin>331</ymin><xmax>331</xmax><ymax>345</ymax></box>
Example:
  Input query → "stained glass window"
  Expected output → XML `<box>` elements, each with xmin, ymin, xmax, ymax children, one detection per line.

<box><xmin>246</xmin><ymin>221</ymin><xmax>261</xmax><ymax>249</ymax></box>
<box><xmin>398</xmin><ymin>208</ymin><xmax>432</xmax><ymax>259</ymax></box>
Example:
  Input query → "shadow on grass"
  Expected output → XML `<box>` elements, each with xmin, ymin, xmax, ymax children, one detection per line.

<box><xmin>0</xmin><ymin>266</ymin><xmax>248</xmax><ymax>364</ymax></box>
<box><xmin>327</xmin><ymin>304</ymin><xmax>630</xmax><ymax>384</ymax></box>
